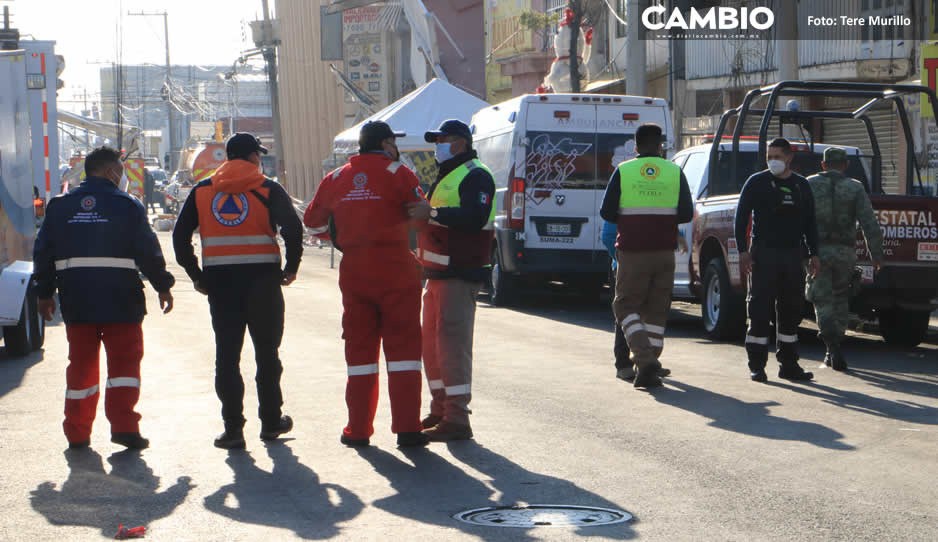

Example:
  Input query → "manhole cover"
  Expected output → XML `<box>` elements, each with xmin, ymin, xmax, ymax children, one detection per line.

<box><xmin>454</xmin><ymin>505</ymin><xmax>631</xmax><ymax>528</ymax></box>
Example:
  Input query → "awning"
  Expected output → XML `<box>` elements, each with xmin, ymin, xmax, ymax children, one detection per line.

<box><xmin>584</xmin><ymin>77</ymin><xmax>626</xmax><ymax>94</ymax></box>
<box><xmin>324</xmin><ymin>0</ymin><xmax>381</xmax><ymax>14</ymax></box>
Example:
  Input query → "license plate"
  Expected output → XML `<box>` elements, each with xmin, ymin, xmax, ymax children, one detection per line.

<box><xmin>546</xmin><ymin>223</ymin><xmax>572</xmax><ymax>235</ymax></box>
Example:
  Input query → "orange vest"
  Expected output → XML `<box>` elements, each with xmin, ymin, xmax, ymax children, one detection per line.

<box><xmin>194</xmin><ymin>184</ymin><xmax>280</xmax><ymax>267</ymax></box>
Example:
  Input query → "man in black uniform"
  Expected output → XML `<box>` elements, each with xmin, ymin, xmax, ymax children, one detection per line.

<box><xmin>173</xmin><ymin>133</ymin><xmax>304</xmax><ymax>449</ymax></box>
<box><xmin>735</xmin><ymin>138</ymin><xmax>820</xmax><ymax>383</ymax></box>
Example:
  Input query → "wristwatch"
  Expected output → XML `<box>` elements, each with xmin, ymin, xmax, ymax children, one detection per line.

<box><xmin>429</xmin><ymin>208</ymin><xmax>438</xmax><ymax>219</ymax></box>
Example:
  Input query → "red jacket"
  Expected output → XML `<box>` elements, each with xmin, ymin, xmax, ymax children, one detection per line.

<box><xmin>304</xmin><ymin>153</ymin><xmax>425</xmax><ymax>286</ymax></box>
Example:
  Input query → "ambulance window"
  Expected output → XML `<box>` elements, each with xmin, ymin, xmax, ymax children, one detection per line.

<box><xmin>597</xmin><ymin>132</ymin><xmax>636</xmax><ymax>185</ymax></box>
<box><xmin>475</xmin><ymin>131</ymin><xmax>513</xmax><ymax>190</ymax></box>
<box><xmin>525</xmin><ymin>131</ymin><xmax>601</xmax><ymax>190</ymax></box>
<box><xmin>681</xmin><ymin>152</ymin><xmax>708</xmax><ymax>200</ymax></box>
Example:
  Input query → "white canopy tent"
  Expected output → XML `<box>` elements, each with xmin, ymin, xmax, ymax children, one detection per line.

<box><xmin>332</xmin><ymin>78</ymin><xmax>489</xmax><ymax>155</ymax></box>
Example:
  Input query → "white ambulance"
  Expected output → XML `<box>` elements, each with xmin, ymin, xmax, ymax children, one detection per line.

<box><xmin>471</xmin><ymin>93</ymin><xmax>673</xmax><ymax>305</ymax></box>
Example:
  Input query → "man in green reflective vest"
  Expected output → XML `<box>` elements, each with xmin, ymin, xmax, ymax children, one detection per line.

<box><xmin>408</xmin><ymin>119</ymin><xmax>496</xmax><ymax>440</ymax></box>
<box><xmin>600</xmin><ymin>124</ymin><xmax>694</xmax><ymax>388</ymax></box>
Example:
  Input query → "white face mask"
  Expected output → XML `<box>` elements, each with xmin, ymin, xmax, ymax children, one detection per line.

<box><xmin>119</xmin><ymin>172</ymin><xmax>130</xmax><ymax>192</ymax></box>
<box><xmin>435</xmin><ymin>142</ymin><xmax>454</xmax><ymax>163</ymax></box>
<box><xmin>767</xmin><ymin>159</ymin><xmax>787</xmax><ymax>176</ymax></box>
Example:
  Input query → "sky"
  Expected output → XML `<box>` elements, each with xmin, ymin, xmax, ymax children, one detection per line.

<box><xmin>4</xmin><ymin>0</ymin><xmax>270</xmax><ymax>113</ymax></box>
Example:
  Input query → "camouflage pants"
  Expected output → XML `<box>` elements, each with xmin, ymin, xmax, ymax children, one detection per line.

<box><xmin>806</xmin><ymin>244</ymin><xmax>855</xmax><ymax>345</ymax></box>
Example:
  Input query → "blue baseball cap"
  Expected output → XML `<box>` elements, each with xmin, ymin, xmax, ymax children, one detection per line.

<box><xmin>424</xmin><ymin>119</ymin><xmax>472</xmax><ymax>144</ymax></box>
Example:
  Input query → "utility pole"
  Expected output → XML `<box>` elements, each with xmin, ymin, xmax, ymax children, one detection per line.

<box><xmin>626</xmin><ymin>0</ymin><xmax>647</xmax><ymax>96</ymax></box>
<box><xmin>777</xmin><ymin>1</ymin><xmax>798</xmax><ymax>138</ymax></box>
<box><xmin>129</xmin><ymin>10</ymin><xmax>176</xmax><ymax>170</ymax></box>
<box><xmin>777</xmin><ymin>1</ymin><xmax>798</xmax><ymax>82</ymax></box>
<box><xmin>254</xmin><ymin>0</ymin><xmax>284</xmax><ymax>180</ymax></box>
<box><xmin>568</xmin><ymin>0</ymin><xmax>583</xmax><ymax>93</ymax></box>
<box><xmin>82</xmin><ymin>88</ymin><xmax>90</xmax><ymax>149</ymax></box>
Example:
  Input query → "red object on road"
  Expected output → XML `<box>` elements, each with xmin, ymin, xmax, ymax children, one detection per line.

<box><xmin>114</xmin><ymin>524</ymin><xmax>146</xmax><ymax>539</ymax></box>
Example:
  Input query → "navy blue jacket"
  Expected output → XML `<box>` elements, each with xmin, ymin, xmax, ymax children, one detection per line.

<box><xmin>33</xmin><ymin>177</ymin><xmax>176</xmax><ymax>324</ymax></box>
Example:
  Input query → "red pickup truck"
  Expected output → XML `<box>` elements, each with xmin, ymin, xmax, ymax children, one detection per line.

<box><xmin>671</xmin><ymin>81</ymin><xmax>938</xmax><ymax>347</ymax></box>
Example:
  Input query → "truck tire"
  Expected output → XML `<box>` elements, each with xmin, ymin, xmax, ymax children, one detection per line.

<box><xmin>878</xmin><ymin>309</ymin><xmax>930</xmax><ymax>347</ymax></box>
<box><xmin>2</xmin><ymin>296</ymin><xmax>34</xmax><ymax>357</ymax></box>
<box><xmin>489</xmin><ymin>246</ymin><xmax>517</xmax><ymax>307</ymax></box>
<box><xmin>29</xmin><ymin>292</ymin><xmax>45</xmax><ymax>351</ymax></box>
<box><xmin>701</xmin><ymin>258</ymin><xmax>747</xmax><ymax>341</ymax></box>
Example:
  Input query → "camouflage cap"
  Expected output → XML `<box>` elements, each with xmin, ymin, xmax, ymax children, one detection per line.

<box><xmin>823</xmin><ymin>146</ymin><xmax>848</xmax><ymax>163</ymax></box>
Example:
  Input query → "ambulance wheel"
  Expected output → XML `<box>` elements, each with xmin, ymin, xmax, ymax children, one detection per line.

<box><xmin>878</xmin><ymin>309</ymin><xmax>929</xmax><ymax>347</ymax></box>
<box><xmin>489</xmin><ymin>246</ymin><xmax>517</xmax><ymax>307</ymax></box>
<box><xmin>2</xmin><ymin>294</ymin><xmax>36</xmax><ymax>357</ymax></box>
<box><xmin>701</xmin><ymin>258</ymin><xmax>746</xmax><ymax>341</ymax></box>
<box><xmin>29</xmin><ymin>291</ymin><xmax>45</xmax><ymax>351</ymax></box>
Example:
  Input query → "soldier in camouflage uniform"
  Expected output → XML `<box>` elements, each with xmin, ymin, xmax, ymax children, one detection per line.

<box><xmin>806</xmin><ymin>147</ymin><xmax>883</xmax><ymax>371</ymax></box>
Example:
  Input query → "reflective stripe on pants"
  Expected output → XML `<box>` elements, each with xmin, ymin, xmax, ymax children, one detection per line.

<box><xmin>422</xmin><ymin>278</ymin><xmax>481</xmax><ymax>425</ymax></box>
<box><xmin>63</xmin><ymin>323</ymin><xmax>144</xmax><ymax>443</ymax></box>
<box><xmin>613</xmin><ymin>248</ymin><xmax>674</xmax><ymax>370</ymax></box>
<box><xmin>341</xmin><ymin>275</ymin><xmax>423</xmax><ymax>439</ymax></box>
<box><xmin>746</xmin><ymin>244</ymin><xmax>804</xmax><ymax>370</ymax></box>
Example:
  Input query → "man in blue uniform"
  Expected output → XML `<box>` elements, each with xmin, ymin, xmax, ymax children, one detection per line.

<box><xmin>34</xmin><ymin>147</ymin><xmax>176</xmax><ymax>450</ymax></box>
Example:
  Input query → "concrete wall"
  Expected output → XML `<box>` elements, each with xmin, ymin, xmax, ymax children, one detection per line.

<box><xmin>275</xmin><ymin>0</ymin><xmax>346</xmax><ymax>202</ymax></box>
<box><xmin>425</xmin><ymin>0</ymin><xmax>486</xmax><ymax>100</ymax></box>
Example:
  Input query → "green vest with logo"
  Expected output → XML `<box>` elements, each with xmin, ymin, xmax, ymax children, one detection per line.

<box><xmin>615</xmin><ymin>156</ymin><xmax>681</xmax><ymax>251</ymax></box>
<box><xmin>418</xmin><ymin>158</ymin><xmax>496</xmax><ymax>271</ymax></box>
<box><xmin>429</xmin><ymin>159</ymin><xmax>496</xmax><ymax>225</ymax></box>
<box><xmin>617</xmin><ymin>157</ymin><xmax>680</xmax><ymax>214</ymax></box>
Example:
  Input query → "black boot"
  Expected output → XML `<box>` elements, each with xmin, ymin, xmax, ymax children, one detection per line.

<box><xmin>633</xmin><ymin>363</ymin><xmax>663</xmax><ymax>389</ymax></box>
<box><xmin>778</xmin><ymin>363</ymin><xmax>814</xmax><ymax>381</ymax></box>
<box><xmin>829</xmin><ymin>343</ymin><xmax>847</xmax><ymax>371</ymax></box>
<box><xmin>397</xmin><ymin>431</ymin><xmax>431</xmax><ymax>447</ymax></box>
<box><xmin>214</xmin><ymin>429</ymin><xmax>246</xmax><ymax>449</ymax></box>
<box><xmin>260</xmin><ymin>415</ymin><xmax>293</xmax><ymax>441</ymax></box>
<box><xmin>112</xmin><ymin>432</ymin><xmax>149</xmax><ymax>450</ymax></box>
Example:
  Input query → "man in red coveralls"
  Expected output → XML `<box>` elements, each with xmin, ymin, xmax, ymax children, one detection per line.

<box><xmin>304</xmin><ymin>121</ymin><xmax>430</xmax><ymax>448</ymax></box>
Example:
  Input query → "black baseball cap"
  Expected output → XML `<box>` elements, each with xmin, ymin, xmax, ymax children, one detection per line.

<box><xmin>424</xmin><ymin>119</ymin><xmax>472</xmax><ymax>144</ymax></box>
<box><xmin>226</xmin><ymin>132</ymin><xmax>268</xmax><ymax>159</ymax></box>
<box><xmin>359</xmin><ymin>121</ymin><xmax>406</xmax><ymax>150</ymax></box>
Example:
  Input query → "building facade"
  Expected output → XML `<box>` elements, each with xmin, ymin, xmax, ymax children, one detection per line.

<box><xmin>275</xmin><ymin>0</ymin><xmax>347</xmax><ymax>202</ymax></box>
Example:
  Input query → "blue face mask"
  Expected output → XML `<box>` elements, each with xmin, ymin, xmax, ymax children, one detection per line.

<box><xmin>435</xmin><ymin>142</ymin><xmax>454</xmax><ymax>163</ymax></box>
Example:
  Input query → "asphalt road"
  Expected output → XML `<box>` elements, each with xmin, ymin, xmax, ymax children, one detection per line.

<box><xmin>1</xmin><ymin>233</ymin><xmax>936</xmax><ymax>541</ymax></box>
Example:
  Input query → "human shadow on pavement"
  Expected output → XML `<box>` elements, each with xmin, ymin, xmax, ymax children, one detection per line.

<box><xmin>766</xmin><ymin>378</ymin><xmax>938</xmax><ymax>426</ymax></box>
<box><xmin>652</xmin><ymin>380</ymin><xmax>854</xmax><ymax>450</ymax></box>
<box><xmin>0</xmin><ymin>348</ymin><xmax>44</xmax><ymax>399</ymax></box>
<box><xmin>203</xmin><ymin>441</ymin><xmax>363</xmax><ymax>539</ymax></box>
<box><xmin>30</xmin><ymin>448</ymin><xmax>193</xmax><ymax>538</ymax></box>
<box><xmin>357</xmin><ymin>445</ymin><xmax>635</xmax><ymax>541</ymax></box>
<box><xmin>487</xmin><ymin>293</ymin><xmax>701</xmax><ymax>337</ymax></box>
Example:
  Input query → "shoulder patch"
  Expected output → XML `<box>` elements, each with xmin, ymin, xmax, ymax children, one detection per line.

<box><xmin>465</xmin><ymin>161</ymin><xmax>478</xmax><ymax>171</ymax></box>
<box><xmin>386</xmin><ymin>161</ymin><xmax>403</xmax><ymax>174</ymax></box>
<box><xmin>332</xmin><ymin>167</ymin><xmax>344</xmax><ymax>181</ymax></box>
